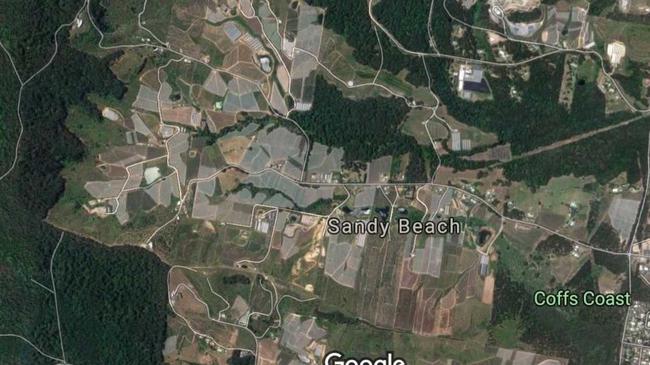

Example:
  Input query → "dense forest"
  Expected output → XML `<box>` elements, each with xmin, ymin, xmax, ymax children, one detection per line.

<box><xmin>430</xmin><ymin>47</ymin><xmax>647</xmax><ymax>187</ymax></box>
<box><xmin>428</xmin><ymin>53</ymin><xmax>635</xmax><ymax>155</ymax></box>
<box><xmin>373</xmin><ymin>0</ymin><xmax>487</xmax><ymax>59</ymax></box>
<box><xmin>294</xmin><ymin>76</ymin><xmax>411</xmax><ymax>161</ymax></box>
<box><xmin>305</xmin><ymin>0</ymin><xmax>648</xmax><ymax>189</ymax></box>
<box><xmin>0</xmin><ymin>2</ymin><xmax>89</xmax><ymax>362</ymax></box>
<box><xmin>409</xmin><ymin>0</ymin><xmax>640</xmax><ymax>163</ymax></box>
<box><xmin>373</xmin><ymin>0</ymin><xmax>432</xmax><ymax>53</ymax></box>
<box><xmin>292</xmin><ymin>76</ymin><xmax>436</xmax><ymax>181</ymax></box>
<box><xmin>306</xmin><ymin>0</ymin><xmax>379</xmax><ymax>66</ymax></box>
<box><xmin>55</xmin><ymin>236</ymin><xmax>169</xmax><ymax>364</ymax></box>
<box><xmin>587</xmin><ymin>0</ymin><xmax>617</xmax><ymax>15</ymax></box>
<box><xmin>535</xmin><ymin>234</ymin><xmax>572</xmax><ymax>256</ymax></box>
<box><xmin>493</xmin><ymin>240</ymin><xmax>625</xmax><ymax>363</ymax></box>
<box><xmin>0</xmin><ymin>7</ymin><xmax>168</xmax><ymax>363</ymax></box>
<box><xmin>0</xmin><ymin>0</ymin><xmax>85</xmax><ymax>76</ymax></box>
<box><xmin>507</xmin><ymin>9</ymin><xmax>543</xmax><ymax>23</ymax></box>
<box><xmin>614</xmin><ymin>60</ymin><xmax>649</xmax><ymax>108</ymax></box>
<box><xmin>418</xmin><ymin>0</ymin><xmax>648</xmax><ymax>189</ymax></box>
<box><xmin>0</xmin><ymin>44</ymin><xmax>20</xmax><ymax>177</ymax></box>
<box><xmin>309</xmin><ymin>0</ymin><xmax>640</xmax><ymax>187</ymax></box>
<box><xmin>89</xmin><ymin>0</ymin><xmax>151</xmax><ymax>33</ymax></box>
<box><xmin>591</xmin><ymin>222</ymin><xmax>629</xmax><ymax>274</ymax></box>
<box><xmin>305</xmin><ymin>0</ymin><xmax>429</xmax><ymax>86</ymax></box>
<box><xmin>502</xmin><ymin>118</ymin><xmax>649</xmax><ymax>187</ymax></box>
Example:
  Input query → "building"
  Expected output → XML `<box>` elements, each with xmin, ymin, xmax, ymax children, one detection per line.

<box><xmin>451</xmin><ymin>129</ymin><xmax>462</xmax><ymax>151</ymax></box>
<box><xmin>458</xmin><ymin>64</ymin><xmax>490</xmax><ymax>100</ymax></box>
<box><xmin>461</xmin><ymin>139</ymin><xmax>472</xmax><ymax>151</ymax></box>
<box><xmin>479</xmin><ymin>254</ymin><xmax>489</xmax><ymax>276</ymax></box>
<box><xmin>607</xmin><ymin>41</ymin><xmax>626</xmax><ymax>68</ymax></box>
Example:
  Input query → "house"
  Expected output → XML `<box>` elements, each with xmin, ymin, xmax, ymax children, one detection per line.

<box><xmin>607</xmin><ymin>41</ymin><xmax>626</xmax><ymax>68</ymax></box>
<box><xmin>458</xmin><ymin>64</ymin><xmax>490</xmax><ymax>100</ymax></box>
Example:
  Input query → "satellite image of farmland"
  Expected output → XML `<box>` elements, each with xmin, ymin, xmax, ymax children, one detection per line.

<box><xmin>2</xmin><ymin>0</ymin><xmax>650</xmax><ymax>364</ymax></box>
